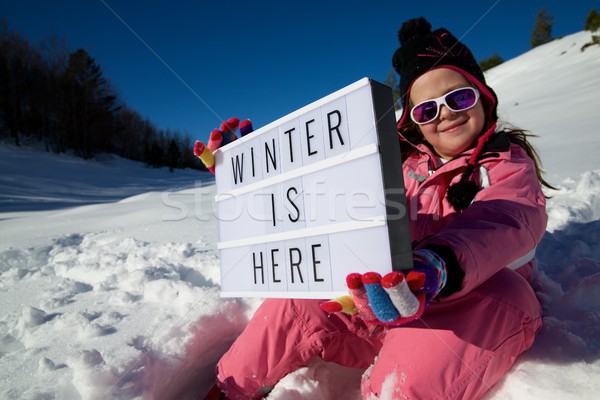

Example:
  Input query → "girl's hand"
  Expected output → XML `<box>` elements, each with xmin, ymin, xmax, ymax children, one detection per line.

<box><xmin>320</xmin><ymin>249</ymin><xmax>447</xmax><ymax>326</ymax></box>
<box><xmin>193</xmin><ymin>117</ymin><xmax>253</xmax><ymax>174</ymax></box>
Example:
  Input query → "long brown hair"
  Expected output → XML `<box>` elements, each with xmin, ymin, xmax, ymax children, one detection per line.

<box><xmin>501</xmin><ymin>126</ymin><xmax>558</xmax><ymax>192</ymax></box>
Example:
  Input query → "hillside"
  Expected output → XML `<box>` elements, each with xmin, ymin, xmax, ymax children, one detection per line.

<box><xmin>0</xmin><ymin>31</ymin><xmax>599</xmax><ymax>400</ymax></box>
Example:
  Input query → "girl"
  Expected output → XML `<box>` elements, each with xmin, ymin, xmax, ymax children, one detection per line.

<box><xmin>202</xmin><ymin>17</ymin><xmax>553</xmax><ymax>400</ymax></box>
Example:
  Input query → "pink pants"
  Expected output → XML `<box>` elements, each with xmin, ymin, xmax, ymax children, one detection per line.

<box><xmin>216</xmin><ymin>268</ymin><xmax>542</xmax><ymax>399</ymax></box>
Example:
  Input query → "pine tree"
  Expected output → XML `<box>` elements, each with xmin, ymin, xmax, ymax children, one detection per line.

<box><xmin>585</xmin><ymin>9</ymin><xmax>600</xmax><ymax>32</ymax></box>
<box><xmin>63</xmin><ymin>49</ymin><xmax>119</xmax><ymax>158</ymax></box>
<box><xmin>479</xmin><ymin>52</ymin><xmax>504</xmax><ymax>72</ymax></box>
<box><xmin>582</xmin><ymin>9</ymin><xmax>600</xmax><ymax>51</ymax></box>
<box><xmin>166</xmin><ymin>137</ymin><xmax>181</xmax><ymax>172</ymax></box>
<box><xmin>148</xmin><ymin>140</ymin><xmax>164</xmax><ymax>168</ymax></box>
<box><xmin>531</xmin><ymin>8</ymin><xmax>554</xmax><ymax>48</ymax></box>
<box><xmin>0</xmin><ymin>21</ymin><xmax>35</xmax><ymax>146</ymax></box>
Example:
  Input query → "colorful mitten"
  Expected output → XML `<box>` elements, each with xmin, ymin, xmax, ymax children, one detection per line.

<box><xmin>193</xmin><ymin>141</ymin><xmax>216</xmax><ymax>173</ymax></box>
<box><xmin>239</xmin><ymin>119</ymin><xmax>253</xmax><ymax>136</ymax></box>
<box><xmin>220</xmin><ymin>117</ymin><xmax>240</xmax><ymax>146</ymax></box>
<box><xmin>194</xmin><ymin>117</ymin><xmax>254</xmax><ymax>174</ymax></box>
<box><xmin>207</xmin><ymin>129</ymin><xmax>223</xmax><ymax>151</ymax></box>
<box><xmin>320</xmin><ymin>249</ymin><xmax>447</xmax><ymax>326</ymax></box>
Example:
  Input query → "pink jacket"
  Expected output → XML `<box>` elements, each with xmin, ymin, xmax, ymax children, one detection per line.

<box><xmin>214</xmin><ymin>130</ymin><xmax>547</xmax><ymax>400</ymax></box>
<box><xmin>401</xmin><ymin>131</ymin><xmax>548</xmax><ymax>299</ymax></box>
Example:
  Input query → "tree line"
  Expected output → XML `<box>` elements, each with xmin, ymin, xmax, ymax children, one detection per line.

<box><xmin>0</xmin><ymin>19</ymin><xmax>202</xmax><ymax>171</ymax></box>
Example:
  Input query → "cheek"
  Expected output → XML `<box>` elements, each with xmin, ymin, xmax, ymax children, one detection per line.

<box><xmin>419</xmin><ymin>124</ymin><xmax>438</xmax><ymax>141</ymax></box>
<box><xmin>470</xmin><ymin>104</ymin><xmax>486</xmax><ymax>131</ymax></box>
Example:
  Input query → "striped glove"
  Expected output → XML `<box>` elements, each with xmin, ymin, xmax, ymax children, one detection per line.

<box><xmin>320</xmin><ymin>249</ymin><xmax>447</xmax><ymax>326</ymax></box>
<box><xmin>194</xmin><ymin>117</ymin><xmax>253</xmax><ymax>174</ymax></box>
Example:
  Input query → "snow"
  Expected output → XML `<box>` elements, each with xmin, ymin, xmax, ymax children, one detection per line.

<box><xmin>1</xmin><ymin>30</ymin><xmax>599</xmax><ymax>400</ymax></box>
<box><xmin>485</xmin><ymin>31</ymin><xmax>600</xmax><ymax>186</ymax></box>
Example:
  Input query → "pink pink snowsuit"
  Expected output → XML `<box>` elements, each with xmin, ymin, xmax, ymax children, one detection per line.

<box><xmin>216</xmin><ymin>131</ymin><xmax>546</xmax><ymax>399</ymax></box>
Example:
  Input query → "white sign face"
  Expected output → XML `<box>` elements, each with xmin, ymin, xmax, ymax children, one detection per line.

<box><xmin>214</xmin><ymin>78</ymin><xmax>412</xmax><ymax>298</ymax></box>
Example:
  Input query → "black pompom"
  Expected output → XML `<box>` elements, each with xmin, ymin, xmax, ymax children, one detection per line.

<box><xmin>447</xmin><ymin>164</ymin><xmax>479</xmax><ymax>211</ymax></box>
<box><xmin>447</xmin><ymin>179</ymin><xmax>479</xmax><ymax>211</ymax></box>
<box><xmin>398</xmin><ymin>17</ymin><xmax>432</xmax><ymax>44</ymax></box>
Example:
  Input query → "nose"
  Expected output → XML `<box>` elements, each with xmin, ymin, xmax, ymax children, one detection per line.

<box><xmin>438</xmin><ymin>104</ymin><xmax>455</xmax><ymax>120</ymax></box>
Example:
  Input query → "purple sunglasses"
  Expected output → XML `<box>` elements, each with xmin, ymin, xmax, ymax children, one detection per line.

<box><xmin>410</xmin><ymin>87</ymin><xmax>480</xmax><ymax>125</ymax></box>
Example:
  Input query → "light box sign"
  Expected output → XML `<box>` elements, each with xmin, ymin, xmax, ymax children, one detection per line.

<box><xmin>214</xmin><ymin>78</ymin><xmax>412</xmax><ymax>298</ymax></box>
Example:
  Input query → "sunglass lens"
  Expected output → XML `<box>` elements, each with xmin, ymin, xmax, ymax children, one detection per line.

<box><xmin>413</xmin><ymin>101</ymin><xmax>438</xmax><ymax>123</ymax></box>
<box><xmin>446</xmin><ymin>89</ymin><xmax>476</xmax><ymax>111</ymax></box>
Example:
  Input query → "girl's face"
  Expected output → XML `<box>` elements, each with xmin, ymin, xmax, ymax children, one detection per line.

<box><xmin>409</xmin><ymin>68</ymin><xmax>485</xmax><ymax>159</ymax></box>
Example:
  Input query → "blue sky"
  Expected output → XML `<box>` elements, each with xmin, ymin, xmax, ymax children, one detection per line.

<box><xmin>2</xmin><ymin>0</ymin><xmax>597</xmax><ymax>140</ymax></box>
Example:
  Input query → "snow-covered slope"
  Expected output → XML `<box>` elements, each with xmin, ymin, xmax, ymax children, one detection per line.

<box><xmin>486</xmin><ymin>30</ymin><xmax>600</xmax><ymax>184</ymax></box>
<box><xmin>0</xmin><ymin>31</ymin><xmax>599</xmax><ymax>400</ymax></box>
